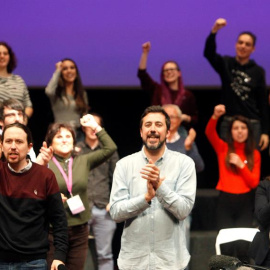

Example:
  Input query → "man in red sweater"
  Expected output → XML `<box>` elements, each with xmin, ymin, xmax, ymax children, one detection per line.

<box><xmin>0</xmin><ymin>122</ymin><xmax>68</xmax><ymax>269</ymax></box>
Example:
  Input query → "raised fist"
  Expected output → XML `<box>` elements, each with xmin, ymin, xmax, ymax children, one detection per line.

<box><xmin>142</xmin><ymin>41</ymin><xmax>151</xmax><ymax>53</ymax></box>
<box><xmin>212</xmin><ymin>18</ymin><xmax>227</xmax><ymax>33</ymax></box>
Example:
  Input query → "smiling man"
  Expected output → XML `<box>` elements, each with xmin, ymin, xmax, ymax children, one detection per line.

<box><xmin>109</xmin><ymin>106</ymin><xmax>196</xmax><ymax>270</ymax></box>
<box><xmin>204</xmin><ymin>18</ymin><xmax>269</xmax><ymax>151</ymax></box>
<box><xmin>0</xmin><ymin>122</ymin><xmax>68</xmax><ymax>269</ymax></box>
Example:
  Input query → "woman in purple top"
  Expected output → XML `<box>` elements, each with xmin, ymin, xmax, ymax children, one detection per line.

<box><xmin>137</xmin><ymin>41</ymin><xmax>198</xmax><ymax>127</ymax></box>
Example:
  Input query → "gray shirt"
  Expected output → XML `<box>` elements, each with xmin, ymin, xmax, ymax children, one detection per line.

<box><xmin>45</xmin><ymin>70</ymin><xmax>88</xmax><ymax>129</ymax></box>
<box><xmin>0</xmin><ymin>74</ymin><xmax>32</xmax><ymax>108</ymax></box>
<box><xmin>110</xmin><ymin>147</ymin><xmax>196</xmax><ymax>270</ymax></box>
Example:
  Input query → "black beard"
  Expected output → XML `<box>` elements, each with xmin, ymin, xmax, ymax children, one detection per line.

<box><xmin>143</xmin><ymin>138</ymin><xmax>166</xmax><ymax>151</ymax></box>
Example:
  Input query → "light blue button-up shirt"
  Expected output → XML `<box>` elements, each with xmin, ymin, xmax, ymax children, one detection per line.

<box><xmin>110</xmin><ymin>147</ymin><xmax>196</xmax><ymax>270</ymax></box>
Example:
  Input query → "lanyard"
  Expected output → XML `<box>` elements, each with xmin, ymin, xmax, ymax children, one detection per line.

<box><xmin>52</xmin><ymin>156</ymin><xmax>73</xmax><ymax>195</ymax></box>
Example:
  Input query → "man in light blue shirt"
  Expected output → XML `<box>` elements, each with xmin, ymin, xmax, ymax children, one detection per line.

<box><xmin>110</xmin><ymin>106</ymin><xmax>196</xmax><ymax>270</ymax></box>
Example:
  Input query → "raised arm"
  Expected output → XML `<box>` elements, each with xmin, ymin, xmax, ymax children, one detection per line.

<box><xmin>80</xmin><ymin>114</ymin><xmax>117</xmax><ymax>170</ymax></box>
<box><xmin>205</xmin><ymin>104</ymin><xmax>226</xmax><ymax>151</ymax></box>
<box><xmin>139</xmin><ymin>41</ymin><xmax>151</xmax><ymax>70</ymax></box>
<box><xmin>137</xmin><ymin>41</ymin><xmax>159</xmax><ymax>94</ymax></box>
<box><xmin>211</xmin><ymin>18</ymin><xmax>227</xmax><ymax>34</ymax></box>
<box><xmin>184</xmin><ymin>129</ymin><xmax>205</xmax><ymax>173</ymax></box>
<box><xmin>204</xmin><ymin>18</ymin><xmax>227</xmax><ymax>72</ymax></box>
<box><xmin>45</xmin><ymin>62</ymin><xmax>62</xmax><ymax>97</ymax></box>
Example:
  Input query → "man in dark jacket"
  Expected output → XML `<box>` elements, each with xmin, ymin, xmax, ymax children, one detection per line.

<box><xmin>204</xmin><ymin>18</ymin><xmax>269</xmax><ymax>151</ymax></box>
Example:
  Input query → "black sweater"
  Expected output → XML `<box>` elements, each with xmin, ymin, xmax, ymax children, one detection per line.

<box><xmin>204</xmin><ymin>32</ymin><xmax>269</xmax><ymax>134</ymax></box>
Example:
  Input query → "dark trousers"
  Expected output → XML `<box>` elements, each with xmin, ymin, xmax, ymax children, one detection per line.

<box><xmin>47</xmin><ymin>224</ymin><xmax>88</xmax><ymax>270</ymax></box>
<box><xmin>217</xmin><ymin>191</ymin><xmax>255</xmax><ymax>262</ymax></box>
<box><xmin>261</xmin><ymin>250</ymin><xmax>270</xmax><ymax>267</ymax></box>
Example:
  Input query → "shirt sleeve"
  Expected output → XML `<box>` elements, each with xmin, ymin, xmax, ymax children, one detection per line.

<box><xmin>85</xmin><ymin>129</ymin><xmax>117</xmax><ymax>171</ymax></box>
<box><xmin>137</xmin><ymin>69</ymin><xmax>159</xmax><ymax>93</ymax></box>
<box><xmin>109</xmin><ymin>151</ymin><xmax>119</xmax><ymax>187</ymax></box>
<box><xmin>109</xmin><ymin>160</ymin><xmax>151</xmax><ymax>223</ymax></box>
<box><xmin>186</xmin><ymin>142</ymin><xmax>205</xmax><ymax>173</ymax></box>
<box><xmin>203</xmin><ymin>32</ymin><xmax>225</xmax><ymax>74</ymax></box>
<box><xmin>155</xmin><ymin>157</ymin><xmax>196</xmax><ymax>221</ymax></box>
<box><xmin>45</xmin><ymin>70</ymin><xmax>61</xmax><ymax>99</ymax></box>
<box><xmin>17</xmin><ymin>76</ymin><xmax>33</xmax><ymax>108</ymax></box>
<box><xmin>255</xmin><ymin>180</ymin><xmax>270</xmax><ymax>228</ymax></box>
<box><xmin>205</xmin><ymin>117</ymin><xmax>226</xmax><ymax>153</ymax></box>
<box><xmin>238</xmin><ymin>150</ymin><xmax>261</xmax><ymax>189</ymax></box>
<box><xmin>47</xmin><ymin>172</ymin><xmax>68</xmax><ymax>263</ymax></box>
<box><xmin>184</xmin><ymin>90</ymin><xmax>198</xmax><ymax>125</ymax></box>
<box><xmin>255</xmin><ymin>68</ymin><xmax>269</xmax><ymax>134</ymax></box>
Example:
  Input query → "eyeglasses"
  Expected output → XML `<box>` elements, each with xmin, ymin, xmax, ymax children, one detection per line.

<box><xmin>163</xmin><ymin>68</ymin><xmax>179</xmax><ymax>74</ymax></box>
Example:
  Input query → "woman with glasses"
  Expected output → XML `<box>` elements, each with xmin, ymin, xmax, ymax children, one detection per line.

<box><xmin>0</xmin><ymin>42</ymin><xmax>33</xmax><ymax>120</ymax></box>
<box><xmin>45</xmin><ymin>59</ymin><xmax>89</xmax><ymax>142</ymax></box>
<box><xmin>137</xmin><ymin>41</ymin><xmax>198</xmax><ymax>127</ymax></box>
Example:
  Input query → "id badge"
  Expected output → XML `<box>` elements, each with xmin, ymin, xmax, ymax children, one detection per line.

<box><xmin>67</xmin><ymin>195</ymin><xmax>85</xmax><ymax>215</ymax></box>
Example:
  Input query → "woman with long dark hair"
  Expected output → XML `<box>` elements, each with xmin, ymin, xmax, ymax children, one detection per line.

<box><xmin>45</xmin><ymin>59</ymin><xmax>89</xmax><ymax>141</ymax></box>
<box><xmin>137</xmin><ymin>41</ymin><xmax>198</xmax><ymax>128</ymax></box>
<box><xmin>0</xmin><ymin>41</ymin><xmax>33</xmax><ymax>119</ymax></box>
<box><xmin>205</xmin><ymin>104</ymin><xmax>260</xmax><ymax>261</ymax></box>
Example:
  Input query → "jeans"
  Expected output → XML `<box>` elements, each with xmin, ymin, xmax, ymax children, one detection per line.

<box><xmin>89</xmin><ymin>206</ymin><xmax>116</xmax><ymax>270</ymax></box>
<box><xmin>0</xmin><ymin>259</ymin><xmax>47</xmax><ymax>270</ymax></box>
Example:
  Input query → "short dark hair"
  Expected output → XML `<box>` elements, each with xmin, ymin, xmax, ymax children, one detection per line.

<box><xmin>2</xmin><ymin>122</ymin><xmax>33</xmax><ymax>145</ymax></box>
<box><xmin>237</xmin><ymin>31</ymin><xmax>257</xmax><ymax>46</ymax></box>
<box><xmin>0</xmin><ymin>98</ymin><xmax>24</xmax><ymax>121</ymax></box>
<box><xmin>45</xmin><ymin>122</ymin><xmax>76</xmax><ymax>147</ymax></box>
<box><xmin>0</xmin><ymin>42</ymin><xmax>17</xmax><ymax>73</ymax></box>
<box><xmin>140</xmin><ymin>105</ymin><xmax>170</xmax><ymax>130</ymax></box>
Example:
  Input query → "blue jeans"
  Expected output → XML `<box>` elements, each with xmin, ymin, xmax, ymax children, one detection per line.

<box><xmin>89</xmin><ymin>206</ymin><xmax>116</xmax><ymax>270</ymax></box>
<box><xmin>0</xmin><ymin>259</ymin><xmax>47</xmax><ymax>270</ymax></box>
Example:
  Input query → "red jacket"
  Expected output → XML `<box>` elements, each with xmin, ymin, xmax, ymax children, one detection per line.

<box><xmin>205</xmin><ymin>117</ymin><xmax>261</xmax><ymax>194</ymax></box>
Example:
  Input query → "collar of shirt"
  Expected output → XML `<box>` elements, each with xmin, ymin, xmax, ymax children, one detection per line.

<box><xmin>166</xmin><ymin>131</ymin><xmax>180</xmax><ymax>143</ymax></box>
<box><xmin>141</xmin><ymin>146</ymin><xmax>167</xmax><ymax>166</ymax></box>
<box><xmin>8</xmin><ymin>159</ymin><xmax>32</xmax><ymax>173</ymax></box>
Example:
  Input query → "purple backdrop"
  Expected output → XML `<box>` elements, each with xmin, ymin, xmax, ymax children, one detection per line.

<box><xmin>2</xmin><ymin>0</ymin><xmax>270</xmax><ymax>87</ymax></box>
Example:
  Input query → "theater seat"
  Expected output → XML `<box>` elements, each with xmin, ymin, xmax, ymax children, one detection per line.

<box><xmin>215</xmin><ymin>228</ymin><xmax>259</xmax><ymax>255</ymax></box>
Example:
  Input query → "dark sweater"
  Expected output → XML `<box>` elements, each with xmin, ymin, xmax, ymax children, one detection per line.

<box><xmin>204</xmin><ymin>32</ymin><xmax>269</xmax><ymax>134</ymax></box>
<box><xmin>166</xmin><ymin>126</ymin><xmax>205</xmax><ymax>173</ymax></box>
<box><xmin>0</xmin><ymin>162</ymin><xmax>68</xmax><ymax>262</ymax></box>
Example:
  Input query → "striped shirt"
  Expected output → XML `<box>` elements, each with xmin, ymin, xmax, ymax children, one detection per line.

<box><xmin>0</xmin><ymin>74</ymin><xmax>33</xmax><ymax>108</ymax></box>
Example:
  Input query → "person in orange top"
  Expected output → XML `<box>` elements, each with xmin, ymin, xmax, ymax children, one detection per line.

<box><xmin>205</xmin><ymin>104</ymin><xmax>261</xmax><ymax>261</ymax></box>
